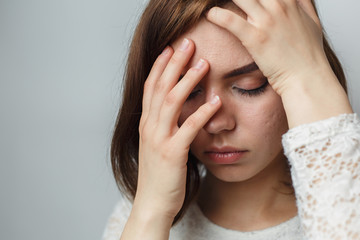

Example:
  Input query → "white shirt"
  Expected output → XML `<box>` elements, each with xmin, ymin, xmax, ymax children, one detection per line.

<box><xmin>102</xmin><ymin>114</ymin><xmax>360</xmax><ymax>240</ymax></box>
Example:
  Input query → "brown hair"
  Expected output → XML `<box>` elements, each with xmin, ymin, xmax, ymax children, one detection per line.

<box><xmin>111</xmin><ymin>0</ymin><xmax>348</xmax><ymax>225</ymax></box>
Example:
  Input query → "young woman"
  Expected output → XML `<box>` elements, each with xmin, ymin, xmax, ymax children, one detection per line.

<box><xmin>103</xmin><ymin>0</ymin><xmax>360</xmax><ymax>239</ymax></box>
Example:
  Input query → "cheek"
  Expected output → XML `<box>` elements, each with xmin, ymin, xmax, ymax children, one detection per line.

<box><xmin>246</xmin><ymin>94</ymin><xmax>288</xmax><ymax>147</ymax></box>
<box><xmin>264</xmin><ymin>97</ymin><xmax>288</xmax><ymax>134</ymax></box>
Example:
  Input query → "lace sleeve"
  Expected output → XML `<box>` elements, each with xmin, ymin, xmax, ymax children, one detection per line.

<box><xmin>282</xmin><ymin>113</ymin><xmax>360</xmax><ymax>240</ymax></box>
<box><xmin>101</xmin><ymin>194</ymin><xmax>132</xmax><ymax>240</ymax></box>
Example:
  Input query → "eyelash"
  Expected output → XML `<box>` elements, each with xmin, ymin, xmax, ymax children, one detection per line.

<box><xmin>186</xmin><ymin>78</ymin><xmax>269</xmax><ymax>101</ymax></box>
<box><xmin>232</xmin><ymin>79</ymin><xmax>269</xmax><ymax>97</ymax></box>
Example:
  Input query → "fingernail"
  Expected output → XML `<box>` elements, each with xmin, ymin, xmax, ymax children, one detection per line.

<box><xmin>179</xmin><ymin>38</ymin><xmax>189</xmax><ymax>51</ymax></box>
<box><xmin>194</xmin><ymin>59</ymin><xmax>205</xmax><ymax>69</ymax></box>
<box><xmin>161</xmin><ymin>46</ymin><xmax>170</xmax><ymax>55</ymax></box>
<box><xmin>210</xmin><ymin>95</ymin><xmax>220</xmax><ymax>104</ymax></box>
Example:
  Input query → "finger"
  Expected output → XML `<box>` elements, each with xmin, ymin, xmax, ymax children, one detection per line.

<box><xmin>147</xmin><ymin>38</ymin><xmax>195</xmax><ymax>123</ymax></box>
<box><xmin>259</xmin><ymin>0</ymin><xmax>288</xmax><ymax>14</ymax></box>
<box><xmin>141</xmin><ymin>47</ymin><xmax>174</xmax><ymax>127</ymax></box>
<box><xmin>296</xmin><ymin>0</ymin><xmax>322</xmax><ymax>28</ymax></box>
<box><xmin>175</xmin><ymin>95</ymin><xmax>221</xmax><ymax>148</ymax></box>
<box><xmin>207</xmin><ymin>7</ymin><xmax>254</xmax><ymax>42</ymax></box>
<box><xmin>159</xmin><ymin>58</ymin><xmax>209</xmax><ymax>133</ymax></box>
<box><xmin>280</xmin><ymin>0</ymin><xmax>296</xmax><ymax>5</ymax></box>
<box><xmin>232</xmin><ymin>0</ymin><xmax>267</xmax><ymax>21</ymax></box>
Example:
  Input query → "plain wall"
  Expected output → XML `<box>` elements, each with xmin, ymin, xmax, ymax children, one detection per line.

<box><xmin>0</xmin><ymin>0</ymin><xmax>359</xmax><ymax>239</ymax></box>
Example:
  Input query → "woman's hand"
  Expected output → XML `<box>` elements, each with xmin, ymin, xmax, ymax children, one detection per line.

<box><xmin>127</xmin><ymin>39</ymin><xmax>221</xmax><ymax>234</ymax></box>
<box><xmin>206</xmin><ymin>0</ymin><xmax>324</xmax><ymax>95</ymax></box>
<box><xmin>207</xmin><ymin>0</ymin><xmax>352</xmax><ymax>127</ymax></box>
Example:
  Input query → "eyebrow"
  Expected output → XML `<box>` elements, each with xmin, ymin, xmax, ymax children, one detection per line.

<box><xmin>222</xmin><ymin>62</ymin><xmax>259</xmax><ymax>79</ymax></box>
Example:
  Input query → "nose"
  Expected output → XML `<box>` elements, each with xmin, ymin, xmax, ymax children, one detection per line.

<box><xmin>203</xmin><ymin>96</ymin><xmax>236</xmax><ymax>134</ymax></box>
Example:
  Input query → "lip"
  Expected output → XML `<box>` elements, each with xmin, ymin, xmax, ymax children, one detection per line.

<box><xmin>204</xmin><ymin>146</ymin><xmax>248</xmax><ymax>164</ymax></box>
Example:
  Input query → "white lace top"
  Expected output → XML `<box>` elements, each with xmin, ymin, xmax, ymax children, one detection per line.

<box><xmin>282</xmin><ymin>113</ymin><xmax>360</xmax><ymax>240</ymax></box>
<box><xmin>102</xmin><ymin>113</ymin><xmax>360</xmax><ymax>240</ymax></box>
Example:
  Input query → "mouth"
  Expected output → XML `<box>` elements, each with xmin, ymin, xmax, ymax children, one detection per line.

<box><xmin>204</xmin><ymin>147</ymin><xmax>248</xmax><ymax>164</ymax></box>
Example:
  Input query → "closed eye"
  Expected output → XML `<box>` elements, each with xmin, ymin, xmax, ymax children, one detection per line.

<box><xmin>233</xmin><ymin>78</ymin><xmax>269</xmax><ymax>97</ymax></box>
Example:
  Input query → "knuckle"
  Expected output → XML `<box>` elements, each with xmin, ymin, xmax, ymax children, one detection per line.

<box><xmin>155</xmin><ymin>79</ymin><xmax>167</xmax><ymax>92</ymax></box>
<box><xmin>261</xmin><ymin>13</ymin><xmax>275</xmax><ymax>28</ymax></box>
<box><xmin>285</xmin><ymin>0</ymin><xmax>296</xmax><ymax>6</ymax></box>
<box><xmin>164</xmin><ymin>91</ymin><xmax>178</xmax><ymax>105</ymax></box>
<box><xmin>256</xmin><ymin>30</ymin><xmax>269</xmax><ymax>44</ymax></box>
<box><xmin>197</xmin><ymin>104</ymin><xmax>211</xmax><ymax>117</ymax></box>
<box><xmin>182</xmin><ymin>70</ymin><xmax>197</xmax><ymax>83</ymax></box>
<box><xmin>184</xmin><ymin>117</ymin><xmax>197</xmax><ymax>129</ymax></box>
<box><xmin>272</xmin><ymin>1</ymin><xmax>290</xmax><ymax>16</ymax></box>
<box><xmin>221</xmin><ymin>11</ymin><xmax>236</xmax><ymax>26</ymax></box>
<box><xmin>273</xmin><ymin>1</ymin><xmax>284</xmax><ymax>11</ymax></box>
<box><xmin>184</xmin><ymin>105</ymin><xmax>209</xmax><ymax>129</ymax></box>
<box><xmin>169</xmin><ymin>53</ymin><xmax>182</xmax><ymax>66</ymax></box>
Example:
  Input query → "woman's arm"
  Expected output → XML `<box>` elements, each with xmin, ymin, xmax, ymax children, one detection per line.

<box><xmin>206</xmin><ymin>0</ymin><xmax>353</xmax><ymax>128</ymax></box>
<box><xmin>206</xmin><ymin>0</ymin><xmax>358</xmax><ymax>239</ymax></box>
<box><xmin>282</xmin><ymin>113</ymin><xmax>360</xmax><ymax>239</ymax></box>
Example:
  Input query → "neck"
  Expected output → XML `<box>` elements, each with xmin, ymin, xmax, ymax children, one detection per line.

<box><xmin>197</xmin><ymin>154</ymin><xmax>297</xmax><ymax>231</ymax></box>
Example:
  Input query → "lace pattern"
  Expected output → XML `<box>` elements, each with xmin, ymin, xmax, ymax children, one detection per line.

<box><xmin>102</xmin><ymin>114</ymin><xmax>360</xmax><ymax>240</ymax></box>
<box><xmin>282</xmin><ymin>113</ymin><xmax>360</xmax><ymax>240</ymax></box>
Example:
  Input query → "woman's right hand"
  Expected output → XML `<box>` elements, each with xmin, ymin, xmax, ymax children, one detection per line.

<box><xmin>132</xmin><ymin>39</ymin><xmax>221</xmax><ymax>225</ymax></box>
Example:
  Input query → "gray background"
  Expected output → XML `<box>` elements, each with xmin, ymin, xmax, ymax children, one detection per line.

<box><xmin>0</xmin><ymin>0</ymin><xmax>359</xmax><ymax>239</ymax></box>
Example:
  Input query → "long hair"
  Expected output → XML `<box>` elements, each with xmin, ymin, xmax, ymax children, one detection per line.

<box><xmin>111</xmin><ymin>0</ymin><xmax>348</xmax><ymax>225</ymax></box>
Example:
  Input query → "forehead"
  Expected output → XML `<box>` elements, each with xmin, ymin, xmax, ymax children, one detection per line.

<box><xmin>171</xmin><ymin>4</ymin><xmax>252</xmax><ymax>73</ymax></box>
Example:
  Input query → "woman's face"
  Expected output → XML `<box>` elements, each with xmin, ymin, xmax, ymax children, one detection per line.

<box><xmin>173</xmin><ymin>16</ymin><xmax>289</xmax><ymax>183</ymax></box>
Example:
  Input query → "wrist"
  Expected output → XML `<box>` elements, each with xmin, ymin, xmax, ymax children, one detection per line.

<box><xmin>277</xmin><ymin>67</ymin><xmax>353</xmax><ymax>128</ymax></box>
<box><xmin>121</xmin><ymin>204</ymin><xmax>173</xmax><ymax>240</ymax></box>
<box><xmin>131</xmin><ymin>202</ymin><xmax>175</xmax><ymax>226</ymax></box>
<box><xmin>271</xmin><ymin>61</ymin><xmax>334</xmax><ymax>97</ymax></box>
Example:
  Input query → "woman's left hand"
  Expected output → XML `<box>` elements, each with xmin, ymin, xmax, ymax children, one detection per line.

<box><xmin>206</xmin><ymin>0</ymin><xmax>325</xmax><ymax>96</ymax></box>
<box><xmin>207</xmin><ymin>0</ymin><xmax>353</xmax><ymax>128</ymax></box>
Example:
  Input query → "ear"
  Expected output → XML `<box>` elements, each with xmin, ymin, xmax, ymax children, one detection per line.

<box><xmin>297</xmin><ymin>0</ymin><xmax>322</xmax><ymax>29</ymax></box>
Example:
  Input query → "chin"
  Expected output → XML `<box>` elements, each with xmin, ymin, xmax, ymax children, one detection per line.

<box><xmin>204</xmin><ymin>164</ymin><xmax>263</xmax><ymax>183</ymax></box>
